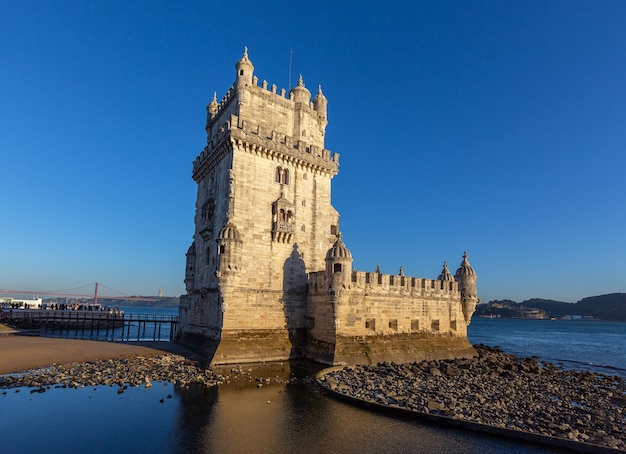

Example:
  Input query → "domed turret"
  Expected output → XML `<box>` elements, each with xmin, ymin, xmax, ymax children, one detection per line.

<box><xmin>235</xmin><ymin>47</ymin><xmax>254</xmax><ymax>86</ymax></box>
<box><xmin>313</xmin><ymin>85</ymin><xmax>327</xmax><ymax>115</ymax></box>
<box><xmin>437</xmin><ymin>261</ymin><xmax>454</xmax><ymax>281</ymax></box>
<box><xmin>313</xmin><ymin>85</ymin><xmax>328</xmax><ymax>131</ymax></box>
<box><xmin>454</xmin><ymin>251</ymin><xmax>478</xmax><ymax>325</ymax></box>
<box><xmin>216</xmin><ymin>220</ymin><xmax>243</xmax><ymax>275</ymax></box>
<box><xmin>206</xmin><ymin>92</ymin><xmax>219</xmax><ymax>131</ymax></box>
<box><xmin>325</xmin><ymin>233</ymin><xmax>353</xmax><ymax>288</ymax></box>
<box><xmin>184</xmin><ymin>241</ymin><xmax>196</xmax><ymax>291</ymax></box>
<box><xmin>289</xmin><ymin>74</ymin><xmax>311</xmax><ymax>104</ymax></box>
<box><xmin>207</xmin><ymin>92</ymin><xmax>218</xmax><ymax>118</ymax></box>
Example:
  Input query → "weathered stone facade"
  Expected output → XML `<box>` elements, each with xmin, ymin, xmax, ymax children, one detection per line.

<box><xmin>177</xmin><ymin>49</ymin><xmax>478</xmax><ymax>365</ymax></box>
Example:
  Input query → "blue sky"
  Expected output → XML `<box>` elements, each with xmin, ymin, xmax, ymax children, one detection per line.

<box><xmin>1</xmin><ymin>1</ymin><xmax>625</xmax><ymax>302</ymax></box>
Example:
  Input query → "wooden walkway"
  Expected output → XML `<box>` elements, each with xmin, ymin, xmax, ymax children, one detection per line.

<box><xmin>1</xmin><ymin>310</ymin><xmax>179</xmax><ymax>342</ymax></box>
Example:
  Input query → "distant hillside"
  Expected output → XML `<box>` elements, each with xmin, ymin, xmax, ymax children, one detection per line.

<box><xmin>476</xmin><ymin>293</ymin><xmax>626</xmax><ymax>321</ymax></box>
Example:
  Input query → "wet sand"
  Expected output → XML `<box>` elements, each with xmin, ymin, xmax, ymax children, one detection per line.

<box><xmin>0</xmin><ymin>323</ymin><xmax>196</xmax><ymax>374</ymax></box>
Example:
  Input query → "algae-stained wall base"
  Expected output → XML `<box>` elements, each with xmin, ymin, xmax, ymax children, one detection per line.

<box><xmin>177</xmin><ymin>49</ymin><xmax>479</xmax><ymax>366</ymax></box>
<box><xmin>332</xmin><ymin>335</ymin><xmax>477</xmax><ymax>366</ymax></box>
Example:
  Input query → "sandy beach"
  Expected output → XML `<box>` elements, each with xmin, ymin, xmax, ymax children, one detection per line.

<box><xmin>0</xmin><ymin>323</ymin><xmax>195</xmax><ymax>375</ymax></box>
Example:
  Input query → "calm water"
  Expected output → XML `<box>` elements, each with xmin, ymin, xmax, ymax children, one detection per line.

<box><xmin>2</xmin><ymin>311</ymin><xmax>624</xmax><ymax>454</ymax></box>
<box><xmin>468</xmin><ymin>317</ymin><xmax>626</xmax><ymax>378</ymax></box>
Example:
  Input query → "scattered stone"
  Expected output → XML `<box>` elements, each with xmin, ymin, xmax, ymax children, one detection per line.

<box><xmin>0</xmin><ymin>354</ymin><xmax>225</xmax><ymax>392</ymax></box>
<box><xmin>318</xmin><ymin>345</ymin><xmax>626</xmax><ymax>452</ymax></box>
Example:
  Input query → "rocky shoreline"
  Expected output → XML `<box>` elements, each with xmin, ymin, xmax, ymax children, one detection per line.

<box><xmin>0</xmin><ymin>354</ymin><xmax>224</xmax><ymax>392</ymax></box>
<box><xmin>318</xmin><ymin>345</ymin><xmax>625</xmax><ymax>452</ymax></box>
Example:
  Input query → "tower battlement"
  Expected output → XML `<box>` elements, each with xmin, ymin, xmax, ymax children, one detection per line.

<box><xmin>193</xmin><ymin>117</ymin><xmax>339</xmax><ymax>182</ymax></box>
<box><xmin>308</xmin><ymin>270</ymin><xmax>460</xmax><ymax>296</ymax></box>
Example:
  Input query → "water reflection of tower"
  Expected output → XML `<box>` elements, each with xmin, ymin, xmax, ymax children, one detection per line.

<box><xmin>158</xmin><ymin>288</ymin><xmax>163</xmax><ymax>298</ymax></box>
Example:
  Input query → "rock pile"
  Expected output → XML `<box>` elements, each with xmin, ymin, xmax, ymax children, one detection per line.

<box><xmin>0</xmin><ymin>354</ymin><xmax>224</xmax><ymax>391</ymax></box>
<box><xmin>318</xmin><ymin>345</ymin><xmax>626</xmax><ymax>451</ymax></box>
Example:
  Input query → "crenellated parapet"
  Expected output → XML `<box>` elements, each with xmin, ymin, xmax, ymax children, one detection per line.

<box><xmin>206</xmin><ymin>71</ymin><xmax>328</xmax><ymax>137</ymax></box>
<box><xmin>308</xmin><ymin>270</ymin><xmax>460</xmax><ymax>297</ymax></box>
<box><xmin>193</xmin><ymin>115</ymin><xmax>339</xmax><ymax>181</ymax></box>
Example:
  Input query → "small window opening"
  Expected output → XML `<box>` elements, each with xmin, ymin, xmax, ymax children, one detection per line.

<box><xmin>219</xmin><ymin>245</ymin><xmax>225</xmax><ymax>254</ymax></box>
<box><xmin>431</xmin><ymin>320</ymin><xmax>440</xmax><ymax>332</ymax></box>
<box><xmin>239</xmin><ymin>69</ymin><xmax>244</xmax><ymax>76</ymax></box>
<box><xmin>411</xmin><ymin>320</ymin><xmax>420</xmax><ymax>332</ymax></box>
<box><xmin>333</xmin><ymin>263</ymin><xmax>342</xmax><ymax>273</ymax></box>
<box><xmin>365</xmin><ymin>319</ymin><xmax>376</xmax><ymax>331</ymax></box>
<box><xmin>389</xmin><ymin>319</ymin><xmax>398</xmax><ymax>331</ymax></box>
<box><xmin>330</xmin><ymin>224</ymin><xmax>338</xmax><ymax>235</ymax></box>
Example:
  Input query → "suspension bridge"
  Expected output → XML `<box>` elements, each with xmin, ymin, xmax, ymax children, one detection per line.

<box><xmin>0</xmin><ymin>282</ymin><xmax>158</xmax><ymax>304</ymax></box>
<box><xmin>0</xmin><ymin>283</ymin><xmax>178</xmax><ymax>342</ymax></box>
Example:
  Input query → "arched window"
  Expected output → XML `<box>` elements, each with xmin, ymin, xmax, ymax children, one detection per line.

<box><xmin>279</xmin><ymin>209</ymin><xmax>286</xmax><ymax>222</ymax></box>
<box><xmin>282</xmin><ymin>168</ymin><xmax>290</xmax><ymax>185</ymax></box>
<box><xmin>286</xmin><ymin>210</ymin><xmax>293</xmax><ymax>222</ymax></box>
<box><xmin>275</xmin><ymin>167</ymin><xmax>282</xmax><ymax>183</ymax></box>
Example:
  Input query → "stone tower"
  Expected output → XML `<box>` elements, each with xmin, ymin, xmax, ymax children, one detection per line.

<box><xmin>178</xmin><ymin>48</ymin><xmax>340</xmax><ymax>363</ymax></box>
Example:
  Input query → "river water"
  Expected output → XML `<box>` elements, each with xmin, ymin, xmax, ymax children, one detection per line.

<box><xmin>1</xmin><ymin>311</ymin><xmax>624</xmax><ymax>454</ymax></box>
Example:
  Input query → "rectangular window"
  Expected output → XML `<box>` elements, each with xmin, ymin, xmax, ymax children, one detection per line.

<box><xmin>365</xmin><ymin>319</ymin><xmax>376</xmax><ymax>331</ymax></box>
<box><xmin>388</xmin><ymin>319</ymin><xmax>398</xmax><ymax>331</ymax></box>
<box><xmin>431</xmin><ymin>320</ymin><xmax>440</xmax><ymax>332</ymax></box>
<box><xmin>411</xmin><ymin>319</ymin><xmax>419</xmax><ymax>332</ymax></box>
<box><xmin>450</xmin><ymin>320</ymin><xmax>457</xmax><ymax>331</ymax></box>
<box><xmin>330</xmin><ymin>224</ymin><xmax>338</xmax><ymax>235</ymax></box>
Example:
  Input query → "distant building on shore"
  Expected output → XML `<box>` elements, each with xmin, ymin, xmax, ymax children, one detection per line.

<box><xmin>177</xmin><ymin>49</ymin><xmax>478</xmax><ymax>366</ymax></box>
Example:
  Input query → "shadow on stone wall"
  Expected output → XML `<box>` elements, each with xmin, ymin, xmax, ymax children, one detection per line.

<box><xmin>283</xmin><ymin>244</ymin><xmax>308</xmax><ymax>359</ymax></box>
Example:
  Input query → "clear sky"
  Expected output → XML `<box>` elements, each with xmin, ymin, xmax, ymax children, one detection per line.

<box><xmin>1</xmin><ymin>1</ymin><xmax>625</xmax><ymax>302</ymax></box>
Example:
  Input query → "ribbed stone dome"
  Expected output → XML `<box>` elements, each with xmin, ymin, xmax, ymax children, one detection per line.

<box><xmin>325</xmin><ymin>234</ymin><xmax>352</xmax><ymax>260</ymax></box>
<box><xmin>438</xmin><ymin>261</ymin><xmax>454</xmax><ymax>281</ymax></box>
<box><xmin>289</xmin><ymin>74</ymin><xmax>311</xmax><ymax>103</ymax></box>
<box><xmin>455</xmin><ymin>251</ymin><xmax>476</xmax><ymax>276</ymax></box>
<box><xmin>219</xmin><ymin>222</ymin><xmax>241</xmax><ymax>241</ymax></box>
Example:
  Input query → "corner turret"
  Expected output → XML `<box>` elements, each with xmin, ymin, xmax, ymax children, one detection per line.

<box><xmin>313</xmin><ymin>85</ymin><xmax>328</xmax><ymax>131</ymax></box>
<box><xmin>216</xmin><ymin>219</ymin><xmax>243</xmax><ymax>277</ymax></box>
<box><xmin>325</xmin><ymin>233</ymin><xmax>352</xmax><ymax>289</ymax></box>
<box><xmin>454</xmin><ymin>251</ymin><xmax>478</xmax><ymax>325</ymax></box>
<box><xmin>235</xmin><ymin>47</ymin><xmax>254</xmax><ymax>86</ymax></box>
<box><xmin>206</xmin><ymin>92</ymin><xmax>219</xmax><ymax>132</ymax></box>
<box><xmin>184</xmin><ymin>241</ymin><xmax>196</xmax><ymax>292</ymax></box>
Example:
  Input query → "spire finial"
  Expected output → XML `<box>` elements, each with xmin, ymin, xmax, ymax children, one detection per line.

<box><xmin>297</xmin><ymin>74</ymin><xmax>304</xmax><ymax>87</ymax></box>
<box><xmin>212</xmin><ymin>92</ymin><xmax>217</xmax><ymax>102</ymax></box>
<box><xmin>318</xmin><ymin>84</ymin><xmax>323</xmax><ymax>94</ymax></box>
<box><xmin>243</xmin><ymin>46</ymin><xmax>248</xmax><ymax>58</ymax></box>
